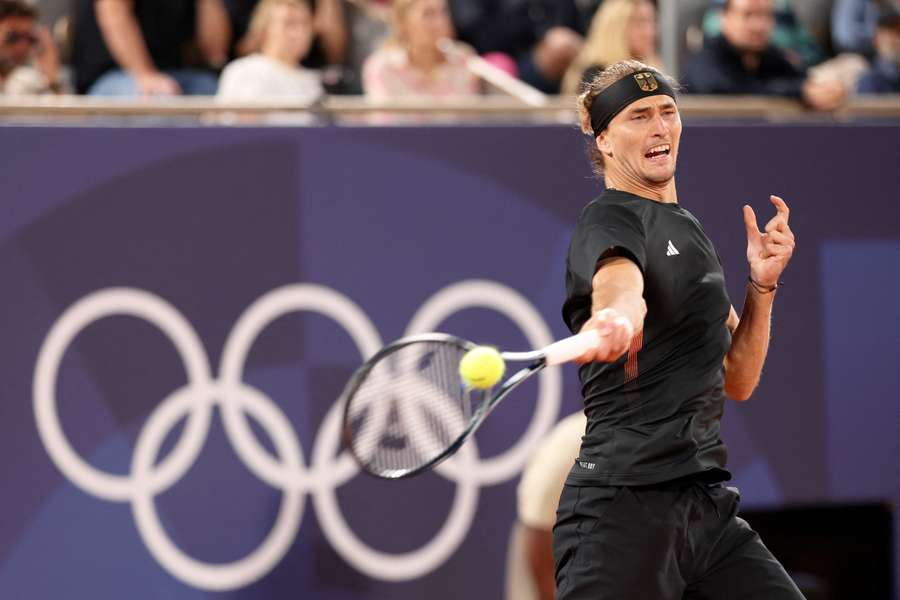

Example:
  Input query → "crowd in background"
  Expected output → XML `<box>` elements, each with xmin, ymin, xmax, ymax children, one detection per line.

<box><xmin>0</xmin><ymin>0</ymin><xmax>897</xmax><ymax>106</ymax></box>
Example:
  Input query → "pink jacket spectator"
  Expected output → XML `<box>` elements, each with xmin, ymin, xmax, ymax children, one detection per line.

<box><xmin>362</xmin><ymin>40</ymin><xmax>480</xmax><ymax>99</ymax></box>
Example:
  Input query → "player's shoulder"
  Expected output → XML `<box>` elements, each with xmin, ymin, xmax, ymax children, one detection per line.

<box><xmin>578</xmin><ymin>190</ymin><xmax>647</xmax><ymax>227</ymax></box>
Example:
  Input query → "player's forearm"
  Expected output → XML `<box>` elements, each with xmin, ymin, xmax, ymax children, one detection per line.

<box><xmin>724</xmin><ymin>284</ymin><xmax>775</xmax><ymax>401</ymax></box>
<box><xmin>195</xmin><ymin>0</ymin><xmax>231</xmax><ymax>68</ymax></box>
<box><xmin>590</xmin><ymin>258</ymin><xmax>646</xmax><ymax>334</ymax></box>
<box><xmin>95</xmin><ymin>0</ymin><xmax>156</xmax><ymax>75</ymax></box>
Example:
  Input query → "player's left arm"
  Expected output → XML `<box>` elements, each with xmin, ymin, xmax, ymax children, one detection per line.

<box><xmin>723</xmin><ymin>195</ymin><xmax>795</xmax><ymax>401</ymax></box>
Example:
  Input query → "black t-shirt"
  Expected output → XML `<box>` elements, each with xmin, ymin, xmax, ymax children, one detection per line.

<box><xmin>562</xmin><ymin>189</ymin><xmax>733</xmax><ymax>486</ymax></box>
<box><xmin>71</xmin><ymin>0</ymin><xmax>198</xmax><ymax>93</ymax></box>
<box><xmin>449</xmin><ymin>0</ymin><xmax>587</xmax><ymax>58</ymax></box>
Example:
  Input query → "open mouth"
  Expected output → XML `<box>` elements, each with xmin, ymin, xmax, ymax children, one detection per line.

<box><xmin>644</xmin><ymin>144</ymin><xmax>671</xmax><ymax>160</ymax></box>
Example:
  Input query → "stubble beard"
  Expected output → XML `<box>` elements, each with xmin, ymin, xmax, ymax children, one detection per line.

<box><xmin>641</xmin><ymin>162</ymin><xmax>676</xmax><ymax>186</ymax></box>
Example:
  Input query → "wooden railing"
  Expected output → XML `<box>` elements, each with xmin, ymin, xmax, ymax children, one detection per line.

<box><xmin>1</xmin><ymin>94</ymin><xmax>898</xmax><ymax>123</ymax></box>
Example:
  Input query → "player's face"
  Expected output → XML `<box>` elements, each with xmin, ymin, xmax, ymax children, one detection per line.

<box><xmin>599</xmin><ymin>95</ymin><xmax>682</xmax><ymax>186</ymax></box>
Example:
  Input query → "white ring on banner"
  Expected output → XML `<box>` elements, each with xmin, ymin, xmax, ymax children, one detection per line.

<box><xmin>33</xmin><ymin>288</ymin><xmax>213</xmax><ymax>501</ymax></box>
<box><xmin>33</xmin><ymin>281</ymin><xmax>562</xmax><ymax>590</ymax></box>
<box><xmin>131</xmin><ymin>383</ymin><xmax>305</xmax><ymax>591</ymax></box>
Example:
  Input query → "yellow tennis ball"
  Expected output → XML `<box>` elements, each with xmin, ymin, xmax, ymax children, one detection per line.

<box><xmin>459</xmin><ymin>346</ymin><xmax>506</xmax><ymax>389</ymax></box>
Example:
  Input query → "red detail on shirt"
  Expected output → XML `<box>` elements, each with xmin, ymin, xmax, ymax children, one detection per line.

<box><xmin>624</xmin><ymin>330</ymin><xmax>644</xmax><ymax>383</ymax></box>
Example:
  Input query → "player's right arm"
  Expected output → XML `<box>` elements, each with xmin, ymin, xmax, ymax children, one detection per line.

<box><xmin>576</xmin><ymin>257</ymin><xmax>645</xmax><ymax>364</ymax></box>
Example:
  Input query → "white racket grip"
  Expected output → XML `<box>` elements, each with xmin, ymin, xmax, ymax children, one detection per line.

<box><xmin>543</xmin><ymin>330</ymin><xmax>601</xmax><ymax>366</ymax></box>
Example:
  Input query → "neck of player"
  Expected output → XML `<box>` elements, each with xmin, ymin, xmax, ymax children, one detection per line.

<box><xmin>604</xmin><ymin>166</ymin><xmax>679</xmax><ymax>204</ymax></box>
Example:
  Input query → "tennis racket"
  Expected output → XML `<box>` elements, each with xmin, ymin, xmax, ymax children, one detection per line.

<box><xmin>340</xmin><ymin>329</ymin><xmax>601</xmax><ymax>479</ymax></box>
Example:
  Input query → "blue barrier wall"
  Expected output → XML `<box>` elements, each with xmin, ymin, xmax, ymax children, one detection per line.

<box><xmin>0</xmin><ymin>123</ymin><xmax>897</xmax><ymax>598</ymax></box>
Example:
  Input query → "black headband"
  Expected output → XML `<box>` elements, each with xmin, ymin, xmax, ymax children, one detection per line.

<box><xmin>589</xmin><ymin>71</ymin><xmax>677</xmax><ymax>137</ymax></box>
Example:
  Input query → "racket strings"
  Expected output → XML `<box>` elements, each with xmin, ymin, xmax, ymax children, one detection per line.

<box><xmin>345</xmin><ymin>341</ymin><xmax>488</xmax><ymax>476</ymax></box>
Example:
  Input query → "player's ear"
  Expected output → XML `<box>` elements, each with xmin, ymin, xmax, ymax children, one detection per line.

<box><xmin>596</xmin><ymin>131</ymin><xmax>612</xmax><ymax>158</ymax></box>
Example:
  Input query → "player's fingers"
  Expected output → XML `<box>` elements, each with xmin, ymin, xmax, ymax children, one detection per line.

<box><xmin>575</xmin><ymin>348</ymin><xmax>597</xmax><ymax>365</ymax></box>
<box><xmin>765</xmin><ymin>222</ymin><xmax>795</xmax><ymax>242</ymax></box>
<box><xmin>607</xmin><ymin>330</ymin><xmax>628</xmax><ymax>359</ymax></box>
<box><xmin>743</xmin><ymin>205</ymin><xmax>761</xmax><ymax>242</ymax></box>
<box><xmin>595</xmin><ymin>345</ymin><xmax>624</xmax><ymax>363</ymax></box>
<box><xmin>764</xmin><ymin>214</ymin><xmax>784</xmax><ymax>233</ymax></box>
<box><xmin>596</xmin><ymin>320</ymin><xmax>616</xmax><ymax>339</ymax></box>
<box><xmin>770</xmin><ymin>195</ymin><xmax>790</xmax><ymax>223</ymax></box>
<box><xmin>597</xmin><ymin>320</ymin><xmax>625</xmax><ymax>357</ymax></box>
<box><xmin>762</xmin><ymin>243</ymin><xmax>793</xmax><ymax>259</ymax></box>
<box><xmin>589</xmin><ymin>328</ymin><xmax>615</xmax><ymax>361</ymax></box>
<box><xmin>765</xmin><ymin>229</ymin><xmax>794</xmax><ymax>247</ymax></box>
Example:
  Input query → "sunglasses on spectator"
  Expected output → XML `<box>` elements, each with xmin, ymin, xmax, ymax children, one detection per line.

<box><xmin>3</xmin><ymin>31</ymin><xmax>38</xmax><ymax>46</ymax></box>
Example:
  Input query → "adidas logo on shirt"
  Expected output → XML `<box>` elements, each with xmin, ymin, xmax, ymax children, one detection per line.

<box><xmin>666</xmin><ymin>240</ymin><xmax>680</xmax><ymax>256</ymax></box>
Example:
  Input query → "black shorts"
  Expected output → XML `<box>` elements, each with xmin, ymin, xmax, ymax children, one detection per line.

<box><xmin>553</xmin><ymin>478</ymin><xmax>806</xmax><ymax>600</ymax></box>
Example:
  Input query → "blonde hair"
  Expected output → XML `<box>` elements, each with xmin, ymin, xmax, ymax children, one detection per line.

<box><xmin>386</xmin><ymin>0</ymin><xmax>431</xmax><ymax>47</ymax></box>
<box><xmin>562</xmin><ymin>0</ymin><xmax>657</xmax><ymax>95</ymax></box>
<box><xmin>240</xmin><ymin>0</ymin><xmax>311</xmax><ymax>55</ymax></box>
<box><xmin>576</xmin><ymin>60</ymin><xmax>677</xmax><ymax>176</ymax></box>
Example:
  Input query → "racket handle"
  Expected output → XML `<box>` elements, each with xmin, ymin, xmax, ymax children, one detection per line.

<box><xmin>543</xmin><ymin>330</ymin><xmax>601</xmax><ymax>366</ymax></box>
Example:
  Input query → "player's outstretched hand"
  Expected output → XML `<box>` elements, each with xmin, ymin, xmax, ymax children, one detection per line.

<box><xmin>576</xmin><ymin>308</ymin><xmax>634</xmax><ymax>364</ymax></box>
<box><xmin>743</xmin><ymin>195</ymin><xmax>795</xmax><ymax>289</ymax></box>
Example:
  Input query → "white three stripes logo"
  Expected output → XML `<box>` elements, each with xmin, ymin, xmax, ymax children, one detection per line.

<box><xmin>666</xmin><ymin>240</ymin><xmax>679</xmax><ymax>256</ymax></box>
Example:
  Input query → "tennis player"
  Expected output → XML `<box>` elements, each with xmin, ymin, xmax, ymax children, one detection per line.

<box><xmin>553</xmin><ymin>60</ymin><xmax>802</xmax><ymax>599</ymax></box>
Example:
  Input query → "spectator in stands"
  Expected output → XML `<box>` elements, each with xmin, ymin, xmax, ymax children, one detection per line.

<box><xmin>362</xmin><ymin>0</ymin><xmax>480</xmax><ymax>99</ymax></box>
<box><xmin>71</xmin><ymin>0</ymin><xmax>231</xmax><ymax>95</ymax></box>
<box><xmin>857</xmin><ymin>4</ymin><xmax>900</xmax><ymax>92</ymax></box>
<box><xmin>217</xmin><ymin>0</ymin><xmax>323</xmax><ymax>102</ymax></box>
<box><xmin>683</xmin><ymin>0</ymin><xmax>846</xmax><ymax>111</ymax></box>
<box><xmin>702</xmin><ymin>0</ymin><xmax>825</xmax><ymax>68</ymax></box>
<box><xmin>449</xmin><ymin>0</ymin><xmax>586</xmax><ymax>94</ymax></box>
<box><xmin>229</xmin><ymin>0</ymin><xmax>348</xmax><ymax>92</ymax></box>
<box><xmin>0</xmin><ymin>0</ymin><xmax>63</xmax><ymax>94</ymax></box>
<box><xmin>344</xmin><ymin>0</ymin><xmax>392</xmax><ymax>93</ymax></box>
<box><xmin>561</xmin><ymin>0</ymin><xmax>661</xmax><ymax>95</ymax></box>
<box><xmin>831</xmin><ymin>0</ymin><xmax>886</xmax><ymax>57</ymax></box>
<box><xmin>230</xmin><ymin>0</ymin><xmax>347</xmax><ymax>63</ymax></box>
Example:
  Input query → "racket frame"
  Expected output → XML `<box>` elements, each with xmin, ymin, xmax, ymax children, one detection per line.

<box><xmin>340</xmin><ymin>332</ymin><xmax>546</xmax><ymax>479</ymax></box>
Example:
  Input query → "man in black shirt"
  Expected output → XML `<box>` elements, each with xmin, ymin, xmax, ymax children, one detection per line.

<box><xmin>71</xmin><ymin>0</ymin><xmax>230</xmax><ymax>95</ymax></box>
<box><xmin>683</xmin><ymin>0</ymin><xmax>844</xmax><ymax>111</ymax></box>
<box><xmin>553</xmin><ymin>60</ymin><xmax>803</xmax><ymax>599</ymax></box>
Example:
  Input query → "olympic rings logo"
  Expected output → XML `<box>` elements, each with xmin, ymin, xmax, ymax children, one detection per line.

<box><xmin>33</xmin><ymin>280</ymin><xmax>562</xmax><ymax>591</ymax></box>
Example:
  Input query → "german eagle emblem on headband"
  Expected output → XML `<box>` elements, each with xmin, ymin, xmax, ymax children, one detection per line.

<box><xmin>634</xmin><ymin>72</ymin><xmax>659</xmax><ymax>92</ymax></box>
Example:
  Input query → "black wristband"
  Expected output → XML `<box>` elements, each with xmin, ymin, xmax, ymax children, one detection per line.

<box><xmin>748</xmin><ymin>276</ymin><xmax>781</xmax><ymax>294</ymax></box>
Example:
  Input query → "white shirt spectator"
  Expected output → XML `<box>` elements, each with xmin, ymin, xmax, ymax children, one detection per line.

<box><xmin>217</xmin><ymin>53</ymin><xmax>323</xmax><ymax>104</ymax></box>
